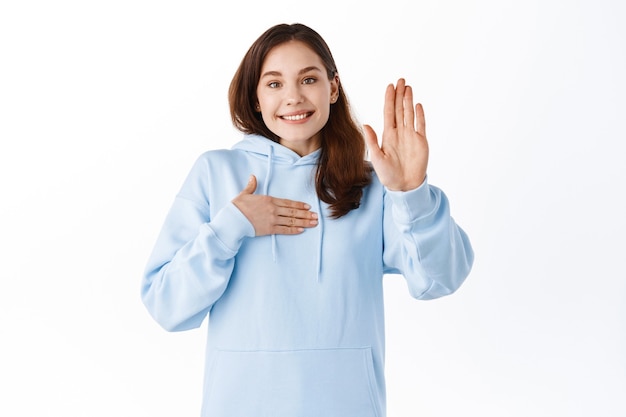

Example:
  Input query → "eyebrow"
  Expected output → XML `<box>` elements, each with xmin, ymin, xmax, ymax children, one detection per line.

<box><xmin>260</xmin><ymin>66</ymin><xmax>324</xmax><ymax>79</ymax></box>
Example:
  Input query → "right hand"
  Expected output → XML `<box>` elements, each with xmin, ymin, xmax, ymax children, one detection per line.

<box><xmin>232</xmin><ymin>175</ymin><xmax>319</xmax><ymax>236</ymax></box>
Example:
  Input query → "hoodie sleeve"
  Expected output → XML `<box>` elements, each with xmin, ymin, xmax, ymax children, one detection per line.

<box><xmin>141</xmin><ymin>155</ymin><xmax>255</xmax><ymax>331</ymax></box>
<box><xmin>382</xmin><ymin>178</ymin><xmax>474</xmax><ymax>300</ymax></box>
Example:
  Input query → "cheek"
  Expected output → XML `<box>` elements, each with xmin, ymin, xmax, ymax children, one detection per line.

<box><xmin>318</xmin><ymin>96</ymin><xmax>332</xmax><ymax>119</ymax></box>
<box><xmin>319</xmin><ymin>109</ymin><xmax>331</xmax><ymax>126</ymax></box>
<box><xmin>260</xmin><ymin>111</ymin><xmax>274</xmax><ymax>128</ymax></box>
<box><xmin>257</xmin><ymin>93</ymin><xmax>277</xmax><ymax>113</ymax></box>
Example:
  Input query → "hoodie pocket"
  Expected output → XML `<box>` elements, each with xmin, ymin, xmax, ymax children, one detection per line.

<box><xmin>202</xmin><ymin>347</ymin><xmax>381</xmax><ymax>417</ymax></box>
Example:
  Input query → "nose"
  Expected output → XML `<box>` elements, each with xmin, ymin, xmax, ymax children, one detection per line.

<box><xmin>284</xmin><ymin>84</ymin><xmax>304</xmax><ymax>105</ymax></box>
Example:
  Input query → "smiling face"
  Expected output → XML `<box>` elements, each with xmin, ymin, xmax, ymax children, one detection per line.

<box><xmin>256</xmin><ymin>40</ymin><xmax>339</xmax><ymax>156</ymax></box>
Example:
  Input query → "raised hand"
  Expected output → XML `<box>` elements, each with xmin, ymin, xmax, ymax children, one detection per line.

<box><xmin>363</xmin><ymin>78</ymin><xmax>429</xmax><ymax>191</ymax></box>
<box><xmin>232</xmin><ymin>175</ymin><xmax>318</xmax><ymax>236</ymax></box>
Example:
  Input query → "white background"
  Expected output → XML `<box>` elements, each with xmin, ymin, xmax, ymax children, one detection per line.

<box><xmin>1</xmin><ymin>0</ymin><xmax>625</xmax><ymax>416</ymax></box>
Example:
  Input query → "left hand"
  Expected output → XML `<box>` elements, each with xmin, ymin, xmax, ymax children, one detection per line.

<box><xmin>363</xmin><ymin>78</ymin><xmax>429</xmax><ymax>191</ymax></box>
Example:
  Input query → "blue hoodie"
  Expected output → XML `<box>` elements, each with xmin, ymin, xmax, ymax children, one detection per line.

<box><xmin>142</xmin><ymin>134</ymin><xmax>474</xmax><ymax>417</ymax></box>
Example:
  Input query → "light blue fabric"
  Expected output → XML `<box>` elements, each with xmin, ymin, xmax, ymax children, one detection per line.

<box><xmin>141</xmin><ymin>134</ymin><xmax>474</xmax><ymax>417</ymax></box>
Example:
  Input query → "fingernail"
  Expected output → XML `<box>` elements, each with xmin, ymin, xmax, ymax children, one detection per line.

<box><xmin>304</xmin><ymin>203</ymin><xmax>311</xmax><ymax>209</ymax></box>
<box><xmin>311</xmin><ymin>213</ymin><xmax>318</xmax><ymax>219</ymax></box>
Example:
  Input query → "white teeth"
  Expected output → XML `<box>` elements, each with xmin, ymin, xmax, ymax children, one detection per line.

<box><xmin>282</xmin><ymin>113</ymin><xmax>309</xmax><ymax>121</ymax></box>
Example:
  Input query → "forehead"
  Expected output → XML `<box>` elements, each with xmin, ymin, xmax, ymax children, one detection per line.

<box><xmin>261</xmin><ymin>40</ymin><xmax>325</xmax><ymax>72</ymax></box>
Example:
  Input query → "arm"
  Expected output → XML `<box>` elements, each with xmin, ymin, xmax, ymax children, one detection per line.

<box><xmin>140</xmin><ymin>157</ymin><xmax>255</xmax><ymax>332</ymax></box>
<box><xmin>141</xmin><ymin>157</ymin><xmax>318</xmax><ymax>331</ymax></box>
<box><xmin>382</xmin><ymin>178</ymin><xmax>474</xmax><ymax>299</ymax></box>
<box><xmin>365</xmin><ymin>78</ymin><xmax>473</xmax><ymax>298</ymax></box>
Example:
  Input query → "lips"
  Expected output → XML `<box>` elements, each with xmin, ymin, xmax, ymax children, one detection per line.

<box><xmin>280</xmin><ymin>112</ymin><xmax>313</xmax><ymax>121</ymax></box>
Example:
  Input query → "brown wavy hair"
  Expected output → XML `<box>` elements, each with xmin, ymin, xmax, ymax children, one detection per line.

<box><xmin>228</xmin><ymin>23</ymin><xmax>371</xmax><ymax>218</ymax></box>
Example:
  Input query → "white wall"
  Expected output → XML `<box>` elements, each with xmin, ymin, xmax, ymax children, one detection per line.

<box><xmin>1</xmin><ymin>0</ymin><xmax>624</xmax><ymax>416</ymax></box>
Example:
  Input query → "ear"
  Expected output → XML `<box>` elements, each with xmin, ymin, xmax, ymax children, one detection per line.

<box><xmin>330</xmin><ymin>74</ymin><xmax>340</xmax><ymax>103</ymax></box>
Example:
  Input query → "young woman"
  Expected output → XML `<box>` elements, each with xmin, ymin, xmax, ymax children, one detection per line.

<box><xmin>142</xmin><ymin>23</ymin><xmax>474</xmax><ymax>417</ymax></box>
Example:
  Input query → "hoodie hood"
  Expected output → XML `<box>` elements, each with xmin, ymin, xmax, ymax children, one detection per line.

<box><xmin>231</xmin><ymin>134</ymin><xmax>321</xmax><ymax>166</ymax></box>
<box><xmin>232</xmin><ymin>134</ymin><xmax>325</xmax><ymax>282</ymax></box>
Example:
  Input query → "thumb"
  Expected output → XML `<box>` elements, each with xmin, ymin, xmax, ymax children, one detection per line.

<box><xmin>363</xmin><ymin>124</ymin><xmax>381</xmax><ymax>158</ymax></box>
<box><xmin>240</xmin><ymin>174</ymin><xmax>257</xmax><ymax>195</ymax></box>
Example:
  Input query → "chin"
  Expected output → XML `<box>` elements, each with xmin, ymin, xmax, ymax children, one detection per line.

<box><xmin>279</xmin><ymin>132</ymin><xmax>317</xmax><ymax>143</ymax></box>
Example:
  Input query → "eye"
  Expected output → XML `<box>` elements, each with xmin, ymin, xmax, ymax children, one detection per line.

<box><xmin>268</xmin><ymin>81</ymin><xmax>281</xmax><ymax>88</ymax></box>
<box><xmin>302</xmin><ymin>77</ymin><xmax>316</xmax><ymax>85</ymax></box>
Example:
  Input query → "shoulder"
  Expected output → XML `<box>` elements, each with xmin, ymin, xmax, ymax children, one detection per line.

<box><xmin>189</xmin><ymin>147</ymin><xmax>249</xmax><ymax>172</ymax></box>
<box><xmin>195</xmin><ymin>147</ymin><xmax>240</xmax><ymax>163</ymax></box>
<box><xmin>179</xmin><ymin>148</ymin><xmax>246</xmax><ymax>191</ymax></box>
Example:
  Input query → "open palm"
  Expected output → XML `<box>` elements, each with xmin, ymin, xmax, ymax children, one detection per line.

<box><xmin>364</xmin><ymin>78</ymin><xmax>429</xmax><ymax>191</ymax></box>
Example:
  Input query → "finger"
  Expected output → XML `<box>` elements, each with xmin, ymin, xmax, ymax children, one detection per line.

<box><xmin>276</xmin><ymin>206</ymin><xmax>318</xmax><ymax>221</ymax></box>
<box><xmin>383</xmin><ymin>83</ymin><xmax>396</xmax><ymax>130</ymax></box>
<box><xmin>404</xmin><ymin>85</ymin><xmax>415</xmax><ymax>129</ymax></box>
<box><xmin>273</xmin><ymin>197</ymin><xmax>311</xmax><ymax>211</ymax></box>
<box><xmin>415</xmin><ymin>102</ymin><xmax>426</xmax><ymax>136</ymax></box>
<box><xmin>240</xmin><ymin>174</ymin><xmax>257</xmax><ymax>195</ymax></box>
<box><xmin>362</xmin><ymin>124</ymin><xmax>382</xmax><ymax>159</ymax></box>
<box><xmin>273</xmin><ymin>225</ymin><xmax>306</xmax><ymax>235</ymax></box>
<box><xmin>394</xmin><ymin>78</ymin><xmax>406</xmax><ymax>128</ymax></box>
<box><xmin>276</xmin><ymin>214</ymin><xmax>318</xmax><ymax>228</ymax></box>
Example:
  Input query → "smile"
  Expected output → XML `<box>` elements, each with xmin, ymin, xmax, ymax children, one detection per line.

<box><xmin>280</xmin><ymin>112</ymin><xmax>313</xmax><ymax>121</ymax></box>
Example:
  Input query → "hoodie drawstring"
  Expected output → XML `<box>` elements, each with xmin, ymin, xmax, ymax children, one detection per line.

<box><xmin>259</xmin><ymin>139</ymin><xmax>322</xmax><ymax>281</ymax></box>
<box><xmin>315</xmin><ymin>197</ymin><xmax>324</xmax><ymax>282</ymax></box>
<box><xmin>264</xmin><ymin>145</ymin><xmax>277</xmax><ymax>263</ymax></box>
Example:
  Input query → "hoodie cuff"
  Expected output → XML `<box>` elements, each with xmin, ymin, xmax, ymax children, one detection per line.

<box><xmin>386</xmin><ymin>177</ymin><xmax>435</xmax><ymax>224</ymax></box>
<box><xmin>205</xmin><ymin>202</ymin><xmax>255</xmax><ymax>252</ymax></box>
